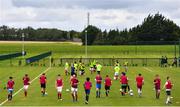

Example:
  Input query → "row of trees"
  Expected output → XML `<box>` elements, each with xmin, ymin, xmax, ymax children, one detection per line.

<box><xmin>0</xmin><ymin>26</ymin><xmax>80</xmax><ymax>41</ymax></box>
<box><xmin>81</xmin><ymin>13</ymin><xmax>180</xmax><ymax>45</ymax></box>
<box><xmin>0</xmin><ymin>13</ymin><xmax>180</xmax><ymax>45</ymax></box>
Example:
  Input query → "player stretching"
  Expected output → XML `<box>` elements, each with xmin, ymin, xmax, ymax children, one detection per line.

<box><xmin>40</xmin><ymin>73</ymin><xmax>47</xmax><ymax>96</ymax></box>
<box><xmin>84</xmin><ymin>77</ymin><xmax>92</xmax><ymax>104</ymax></box>
<box><xmin>163</xmin><ymin>76</ymin><xmax>173</xmax><ymax>105</ymax></box>
<box><xmin>7</xmin><ymin>77</ymin><xmax>15</xmax><ymax>101</ymax></box>
<box><xmin>55</xmin><ymin>74</ymin><xmax>63</xmax><ymax>100</ymax></box>
<box><xmin>70</xmin><ymin>74</ymin><xmax>79</xmax><ymax>102</ymax></box>
<box><xmin>120</xmin><ymin>72</ymin><xmax>128</xmax><ymax>96</ymax></box>
<box><xmin>114</xmin><ymin>64</ymin><xmax>120</xmax><ymax>80</ymax></box>
<box><xmin>136</xmin><ymin>73</ymin><xmax>144</xmax><ymax>97</ymax></box>
<box><xmin>154</xmin><ymin>74</ymin><xmax>161</xmax><ymax>99</ymax></box>
<box><xmin>23</xmin><ymin>74</ymin><xmax>30</xmax><ymax>97</ymax></box>
<box><xmin>64</xmin><ymin>62</ymin><xmax>69</xmax><ymax>75</ymax></box>
<box><xmin>95</xmin><ymin>72</ymin><xmax>102</xmax><ymax>98</ymax></box>
<box><xmin>104</xmin><ymin>75</ymin><xmax>112</xmax><ymax>97</ymax></box>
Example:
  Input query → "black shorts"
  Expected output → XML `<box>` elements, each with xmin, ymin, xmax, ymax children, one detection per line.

<box><xmin>166</xmin><ymin>91</ymin><xmax>171</xmax><ymax>96</ymax></box>
<box><xmin>121</xmin><ymin>85</ymin><xmax>127</xmax><ymax>90</ymax></box>
<box><xmin>41</xmin><ymin>83</ymin><xmax>46</xmax><ymax>88</ymax></box>
<box><xmin>97</xmin><ymin>71</ymin><xmax>100</xmax><ymax>74</ymax></box>
<box><xmin>105</xmin><ymin>86</ymin><xmax>110</xmax><ymax>90</ymax></box>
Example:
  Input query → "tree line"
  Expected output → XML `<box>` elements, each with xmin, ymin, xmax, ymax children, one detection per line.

<box><xmin>0</xmin><ymin>26</ymin><xmax>80</xmax><ymax>41</ymax></box>
<box><xmin>81</xmin><ymin>13</ymin><xmax>180</xmax><ymax>45</ymax></box>
<box><xmin>0</xmin><ymin>13</ymin><xmax>180</xmax><ymax>45</ymax></box>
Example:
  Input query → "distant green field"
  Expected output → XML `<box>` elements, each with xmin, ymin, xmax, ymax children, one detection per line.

<box><xmin>0</xmin><ymin>42</ymin><xmax>177</xmax><ymax>58</ymax></box>
<box><xmin>0</xmin><ymin>66</ymin><xmax>180</xmax><ymax>106</ymax></box>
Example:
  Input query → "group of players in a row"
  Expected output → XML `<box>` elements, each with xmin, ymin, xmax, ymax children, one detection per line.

<box><xmin>6</xmin><ymin>61</ymin><xmax>173</xmax><ymax>105</ymax></box>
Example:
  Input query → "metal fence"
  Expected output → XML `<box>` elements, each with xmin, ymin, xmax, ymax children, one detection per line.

<box><xmin>56</xmin><ymin>58</ymin><xmax>175</xmax><ymax>67</ymax></box>
<box><xmin>0</xmin><ymin>57</ymin><xmax>177</xmax><ymax>67</ymax></box>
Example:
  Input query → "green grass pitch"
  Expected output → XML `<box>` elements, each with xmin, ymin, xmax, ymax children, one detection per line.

<box><xmin>0</xmin><ymin>42</ymin><xmax>180</xmax><ymax>106</ymax></box>
<box><xmin>0</xmin><ymin>66</ymin><xmax>180</xmax><ymax>106</ymax></box>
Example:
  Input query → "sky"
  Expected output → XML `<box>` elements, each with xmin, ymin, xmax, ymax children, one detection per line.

<box><xmin>0</xmin><ymin>0</ymin><xmax>180</xmax><ymax>31</ymax></box>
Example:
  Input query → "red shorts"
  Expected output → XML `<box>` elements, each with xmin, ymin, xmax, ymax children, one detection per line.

<box><xmin>137</xmin><ymin>85</ymin><xmax>142</xmax><ymax>89</ymax></box>
<box><xmin>155</xmin><ymin>85</ymin><xmax>160</xmax><ymax>90</ymax></box>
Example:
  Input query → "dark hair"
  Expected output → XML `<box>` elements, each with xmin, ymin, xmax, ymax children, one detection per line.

<box><xmin>106</xmin><ymin>75</ymin><xmax>109</xmax><ymax>77</ymax></box>
<box><xmin>43</xmin><ymin>73</ymin><xmax>45</xmax><ymax>75</ymax></box>
<box><xmin>167</xmin><ymin>76</ymin><xmax>170</xmax><ymax>80</ymax></box>
<box><xmin>138</xmin><ymin>73</ymin><xmax>141</xmax><ymax>76</ymax></box>
<box><xmin>9</xmin><ymin>76</ymin><xmax>13</xmax><ymax>79</ymax></box>
<box><xmin>58</xmin><ymin>74</ymin><xmax>61</xmax><ymax>76</ymax></box>
<box><xmin>86</xmin><ymin>77</ymin><xmax>90</xmax><ymax>81</ymax></box>
<box><xmin>155</xmin><ymin>74</ymin><xmax>159</xmax><ymax>77</ymax></box>
<box><xmin>25</xmin><ymin>74</ymin><xmax>28</xmax><ymax>76</ymax></box>
<box><xmin>122</xmin><ymin>72</ymin><xmax>126</xmax><ymax>76</ymax></box>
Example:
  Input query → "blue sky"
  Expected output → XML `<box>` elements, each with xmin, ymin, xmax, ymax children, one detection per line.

<box><xmin>0</xmin><ymin>0</ymin><xmax>180</xmax><ymax>31</ymax></box>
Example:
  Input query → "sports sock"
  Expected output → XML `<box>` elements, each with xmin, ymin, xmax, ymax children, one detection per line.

<box><xmin>72</xmin><ymin>93</ymin><xmax>75</xmax><ymax>101</ymax></box>
<box><xmin>96</xmin><ymin>91</ymin><xmax>98</xmax><ymax>97</ymax></box>
<box><xmin>99</xmin><ymin>90</ymin><xmax>101</xmax><ymax>97</ymax></box>
<box><xmin>105</xmin><ymin>90</ymin><xmax>108</xmax><ymax>96</ymax></box>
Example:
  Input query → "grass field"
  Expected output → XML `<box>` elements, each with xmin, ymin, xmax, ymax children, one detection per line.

<box><xmin>0</xmin><ymin>42</ymin><xmax>178</xmax><ymax>58</ymax></box>
<box><xmin>0</xmin><ymin>42</ymin><xmax>180</xmax><ymax>106</ymax></box>
<box><xmin>0</xmin><ymin>65</ymin><xmax>180</xmax><ymax>106</ymax></box>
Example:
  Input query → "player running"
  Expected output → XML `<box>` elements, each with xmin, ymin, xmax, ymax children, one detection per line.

<box><xmin>74</xmin><ymin>61</ymin><xmax>78</xmax><ymax>72</ymax></box>
<box><xmin>114</xmin><ymin>64</ymin><xmax>120</xmax><ymax>80</ymax></box>
<box><xmin>163</xmin><ymin>76</ymin><xmax>173</xmax><ymax>105</ymax></box>
<box><xmin>40</xmin><ymin>73</ymin><xmax>47</xmax><ymax>96</ymax></box>
<box><xmin>70</xmin><ymin>74</ymin><xmax>79</xmax><ymax>102</ymax></box>
<box><xmin>90</xmin><ymin>61</ymin><xmax>94</xmax><ymax>74</ymax></box>
<box><xmin>124</xmin><ymin>61</ymin><xmax>128</xmax><ymax>72</ymax></box>
<box><xmin>95</xmin><ymin>72</ymin><xmax>102</xmax><ymax>98</ymax></box>
<box><xmin>120</xmin><ymin>72</ymin><xmax>128</xmax><ymax>96</ymax></box>
<box><xmin>55</xmin><ymin>74</ymin><xmax>63</xmax><ymax>100</ymax></box>
<box><xmin>104</xmin><ymin>75</ymin><xmax>112</xmax><ymax>97</ymax></box>
<box><xmin>7</xmin><ymin>76</ymin><xmax>15</xmax><ymax>101</ymax></box>
<box><xmin>136</xmin><ymin>73</ymin><xmax>144</xmax><ymax>97</ymax></box>
<box><xmin>64</xmin><ymin>62</ymin><xmax>69</xmax><ymax>75</ymax></box>
<box><xmin>84</xmin><ymin>77</ymin><xmax>92</xmax><ymax>104</ymax></box>
<box><xmin>154</xmin><ymin>74</ymin><xmax>161</xmax><ymax>99</ymax></box>
<box><xmin>23</xmin><ymin>74</ymin><xmax>30</xmax><ymax>97</ymax></box>
<box><xmin>96</xmin><ymin>62</ymin><xmax>102</xmax><ymax>74</ymax></box>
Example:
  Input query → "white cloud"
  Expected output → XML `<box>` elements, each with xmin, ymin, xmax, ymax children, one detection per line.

<box><xmin>0</xmin><ymin>0</ymin><xmax>180</xmax><ymax>31</ymax></box>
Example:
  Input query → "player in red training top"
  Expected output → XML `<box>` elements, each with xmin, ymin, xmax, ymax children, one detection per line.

<box><xmin>163</xmin><ymin>76</ymin><xmax>173</xmax><ymax>105</ymax></box>
<box><xmin>7</xmin><ymin>76</ymin><xmax>15</xmax><ymax>101</ymax></box>
<box><xmin>95</xmin><ymin>72</ymin><xmax>102</xmax><ymax>98</ymax></box>
<box><xmin>154</xmin><ymin>74</ymin><xmax>161</xmax><ymax>99</ymax></box>
<box><xmin>84</xmin><ymin>77</ymin><xmax>92</xmax><ymax>104</ymax></box>
<box><xmin>104</xmin><ymin>75</ymin><xmax>112</xmax><ymax>97</ymax></box>
<box><xmin>70</xmin><ymin>73</ymin><xmax>79</xmax><ymax>102</ymax></box>
<box><xmin>39</xmin><ymin>73</ymin><xmax>47</xmax><ymax>96</ymax></box>
<box><xmin>120</xmin><ymin>72</ymin><xmax>128</xmax><ymax>96</ymax></box>
<box><xmin>55</xmin><ymin>74</ymin><xmax>63</xmax><ymax>100</ymax></box>
<box><xmin>23</xmin><ymin>74</ymin><xmax>30</xmax><ymax>97</ymax></box>
<box><xmin>136</xmin><ymin>73</ymin><xmax>144</xmax><ymax>97</ymax></box>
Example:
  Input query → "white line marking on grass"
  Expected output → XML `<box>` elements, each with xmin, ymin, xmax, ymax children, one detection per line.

<box><xmin>143</xmin><ymin>67</ymin><xmax>154</xmax><ymax>72</ymax></box>
<box><xmin>0</xmin><ymin>67</ymin><xmax>51</xmax><ymax>106</ymax></box>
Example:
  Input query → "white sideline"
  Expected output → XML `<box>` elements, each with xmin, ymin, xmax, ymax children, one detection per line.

<box><xmin>0</xmin><ymin>67</ymin><xmax>51</xmax><ymax>106</ymax></box>
<box><xmin>143</xmin><ymin>67</ymin><xmax>154</xmax><ymax>72</ymax></box>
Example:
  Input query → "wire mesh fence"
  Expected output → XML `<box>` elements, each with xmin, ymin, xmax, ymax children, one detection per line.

<box><xmin>1</xmin><ymin>57</ymin><xmax>178</xmax><ymax>67</ymax></box>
